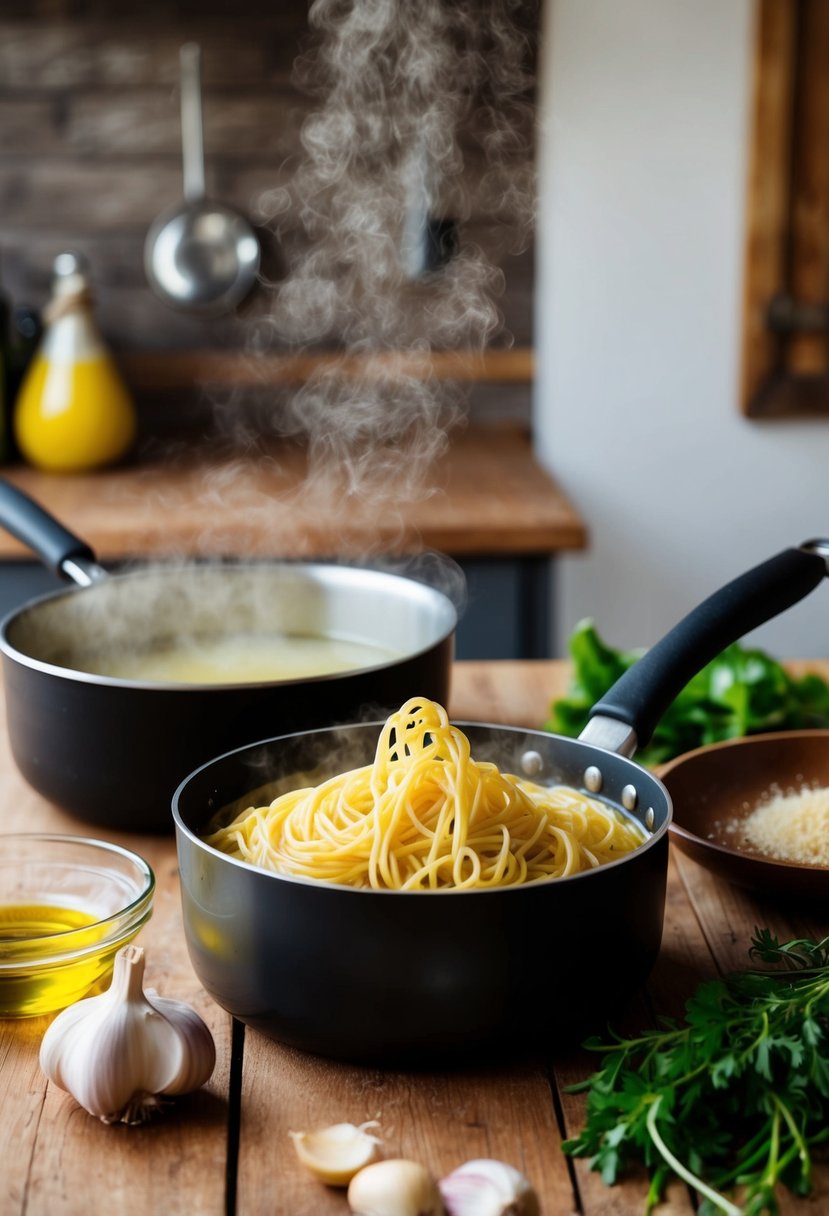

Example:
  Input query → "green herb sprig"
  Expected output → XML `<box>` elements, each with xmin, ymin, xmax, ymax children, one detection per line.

<box><xmin>546</xmin><ymin>621</ymin><xmax>829</xmax><ymax>766</ymax></box>
<box><xmin>562</xmin><ymin>930</ymin><xmax>829</xmax><ymax>1215</ymax></box>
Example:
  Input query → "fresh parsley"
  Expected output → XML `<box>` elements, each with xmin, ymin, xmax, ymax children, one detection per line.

<box><xmin>546</xmin><ymin>620</ymin><xmax>829</xmax><ymax>765</ymax></box>
<box><xmin>562</xmin><ymin>930</ymin><xmax>829</xmax><ymax>1215</ymax></box>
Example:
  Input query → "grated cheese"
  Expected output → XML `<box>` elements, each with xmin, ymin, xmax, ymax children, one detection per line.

<box><xmin>741</xmin><ymin>786</ymin><xmax>829</xmax><ymax>866</ymax></box>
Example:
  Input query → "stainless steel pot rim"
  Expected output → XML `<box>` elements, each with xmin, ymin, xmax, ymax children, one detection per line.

<box><xmin>0</xmin><ymin>561</ymin><xmax>458</xmax><ymax>691</ymax></box>
<box><xmin>172</xmin><ymin>719</ymin><xmax>673</xmax><ymax>896</ymax></box>
<box><xmin>0</xmin><ymin>635</ymin><xmax>449</xmax><ymax>692</ymax></box>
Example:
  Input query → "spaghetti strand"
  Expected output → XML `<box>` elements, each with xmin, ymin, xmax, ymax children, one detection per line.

<box><xmin>206</xmin><ymin>698</ymin><xmax>647</xmax><ymax>889</ymax></box>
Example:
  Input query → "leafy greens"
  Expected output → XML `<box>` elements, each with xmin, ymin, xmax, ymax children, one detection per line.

<box><xmin>546</xmin><ymin>620</ymin><xmax>829</xmax><ymax>766</ymax></box>
<box><xmin>562</xmin><ymin>930</ymin><xmax>829</xmax><ymax>1215</ymax></box>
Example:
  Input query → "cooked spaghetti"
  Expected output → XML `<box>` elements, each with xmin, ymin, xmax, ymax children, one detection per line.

<box><xmin>206</xmin><ymin>698</ymin><xmax>647</xmax><ymax>890</ymax></box>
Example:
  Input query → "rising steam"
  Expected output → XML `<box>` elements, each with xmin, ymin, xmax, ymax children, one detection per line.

<box><xmin>77</xmin><ymin>2</ymin><xmax>536</xmax><ymax>667</ymax></box>
<box><xmin>242</xmin><ymin>0</ymin><xmax>538</xmax><ymax>510</ymax></box>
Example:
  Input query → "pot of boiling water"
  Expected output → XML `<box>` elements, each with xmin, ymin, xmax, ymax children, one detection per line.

<box><xmin>0</xmin><ymin>480</ymin><xmax>456</xmax><ymax>832</ymax></box>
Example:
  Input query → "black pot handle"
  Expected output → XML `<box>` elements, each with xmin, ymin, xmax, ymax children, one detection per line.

<box><xmin>0</xmin><ymin>478</ymin><xmax>99</xmax><ymax>580</ymax></box>
<box><xmin>586</xmin><ymin>543</ymin><xmax>829</xmax><ymax>749</ymax></box>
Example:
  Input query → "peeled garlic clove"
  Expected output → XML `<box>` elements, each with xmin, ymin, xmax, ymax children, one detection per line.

<box><xmin>39</xmin><ymin>944</ymin><xmax>215</xmax><ymax>1125</ymax></box>
<box><xmin>439</xmin><ymin>1159</ymin><xmax>540</xmax><ymax>1216</ymax></box>
<box><xmin>348</xmin><ymin>1158</ymin><xmax>445</xmax><ymax>1216</ymax></box>
<box><xmin>290</xmin><ymin>1120</ymin><xmax>383</xmax><ymax>1185</ymax></box>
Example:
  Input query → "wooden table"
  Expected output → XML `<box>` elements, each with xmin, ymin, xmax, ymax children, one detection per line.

<box><xmin>3</xmin><ymin>660</ymin><xmax>828</xmax><ymax>1215</ymax></box>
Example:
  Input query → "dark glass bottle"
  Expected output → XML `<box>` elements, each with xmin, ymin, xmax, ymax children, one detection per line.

<box><xmin>0</xmin><ymin>262</ymin><xmax>9</xmax><ymax>465</ymax></box>
<box><xmin>6</xmin><ymin>307</ymin><xmax>43</xmax><ymax>463</ymax></box>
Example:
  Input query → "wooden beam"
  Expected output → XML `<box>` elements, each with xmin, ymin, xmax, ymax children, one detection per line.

<box><xmin>740</xmin><ymin>0</ymin><xmax>798</xmax><ymax>414</ymax></box>
<box><xmin>786</xmin><ymin>0</ymin><xmax>829</xmax><ymax>376</ymax></box>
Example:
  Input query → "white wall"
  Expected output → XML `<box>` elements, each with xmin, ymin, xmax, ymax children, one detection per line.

<box><xmin>535</xmin><ymin>0</ymin><xmax>829</xmax><ymax>660</ymax></box>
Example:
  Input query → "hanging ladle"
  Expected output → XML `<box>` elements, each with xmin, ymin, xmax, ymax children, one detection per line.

<box><xmin>144</xmin><ymin>43</ymin><xmax>261</xmax><ymax>315</ymax></box>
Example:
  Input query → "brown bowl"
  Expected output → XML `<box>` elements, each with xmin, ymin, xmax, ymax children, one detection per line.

<box><xmin>660</xmin><ymin>730</ymin><xmax>829</xmax><ymax>899</ymax></box>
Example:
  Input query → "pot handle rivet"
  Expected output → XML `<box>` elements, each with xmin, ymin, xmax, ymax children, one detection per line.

<box><xmin>584</xmin><ymin>765</ymin><xmax>603</xmax><ymax>793</ymax></box>
<box><xmin>520</xmin><ymin>750</ymin><xmax>543</xmax><ymax>776</ymax></box>
<box><xmin>621</xmin><ymin>784</ymin><xmax>638</xmax><ymax>811</ymax></box>
<box><xmin>645</xmin><ymin>807</ymin><xmax>655</xmax><ymax>830</ymax></box>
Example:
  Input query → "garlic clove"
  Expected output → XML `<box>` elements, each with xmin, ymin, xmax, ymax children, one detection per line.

<box><xmin>290</xmin><ymin>1120</ymin><xmax>383</xmax><ymax>1186</ymax></box>
<box><xmin>144</xmin><ymin>987</ymin><xmax>217</xmax><ymax>1095</ymax></box>
<box><xmin>347</xmin><ymin>1158</ymin><xmax>445</xmax><ymax>1216</ymax></box>
<box><xmin>39</xmin><ymin>944</ymin><xmax>215</xmax><ymax>1125</ymax></box>
<box><xmin>438</xmin><ymin>1159</ymin><xmax>540</xmax><ymax>1216</ymax></box>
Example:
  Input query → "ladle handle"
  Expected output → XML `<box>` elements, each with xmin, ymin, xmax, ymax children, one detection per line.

<box><xmin>585</xmin><ymin>543</ymin><xmax>829</xmax><ymax>750</ymax></box>
<box><xmin>0</xmin><ymin>478</ymin><xmax>102</xmax><ymax>583</ymax></box>
<box><xmin>180</xmin><ymin>42</ymin><xmax>206</xmax><ymax>202</ymax></box>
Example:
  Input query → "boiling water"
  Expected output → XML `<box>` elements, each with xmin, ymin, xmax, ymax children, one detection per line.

<box><xmin>83</xmin><ymin>633</ymin><xmax>400</xmax><ymax>685</ymax></box>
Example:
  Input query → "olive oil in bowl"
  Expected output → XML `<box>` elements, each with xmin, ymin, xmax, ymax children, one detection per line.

<box><xmin>0</xmin><ymin>902</ymin><xmax>116</xmax><ymax>1016</ymax></box>
<box><xmin>0</xmin><ymin>903</ymin><xmax>100</xmax><ymax>942</ymax></box>
<box><xmin>0</xmin><ymin>837</ymin><xmax>155</xmax><ymax>1018</ymax></box>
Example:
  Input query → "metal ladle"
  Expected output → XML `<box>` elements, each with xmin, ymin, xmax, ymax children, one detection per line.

<box><xmin>143</xmin><ymin>43</ymin><xmax>261</xmax><ymax>315</ymax></box>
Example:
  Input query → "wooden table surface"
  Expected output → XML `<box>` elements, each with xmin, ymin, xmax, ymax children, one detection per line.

<box><xmin>0</xmin><ymin>425</ymin><xmax>587</xmax><ymax>562</ymax></box>
<box><xmin>3</xmin><ymin>659</ymin><xmax>829</xmax><ymax>1216</ymax></box>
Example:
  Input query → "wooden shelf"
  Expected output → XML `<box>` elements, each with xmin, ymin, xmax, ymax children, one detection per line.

<box><xmin>119</xmin><ymin>348</ymin><xmax>535</xmax><ymax>391</ymax></box>
<box><xmin>0</xmin><ymin>423</ymin><xmax>586</xmax><ymax>562</ymax></box>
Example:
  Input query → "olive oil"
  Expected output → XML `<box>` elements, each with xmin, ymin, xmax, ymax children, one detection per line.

<box><xmin>0</xmin><ymin>903</ymin><xmax>119</xmax><ymax>1018</ymax></box>
<box><xmin>0</xmin><ymin>903</ymin><xmax>99</xmax><ymax>945</ymax></box>
<box><xmin>13</xmin><ymin>252</ymin><xmax>136</xmax><ymax>473</ymax></box>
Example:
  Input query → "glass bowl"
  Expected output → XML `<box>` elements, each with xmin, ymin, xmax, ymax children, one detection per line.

<box><xmin>0</xmin><ymin>834</ymin><xmax>155</xmax><ymax>1017</ymax></box>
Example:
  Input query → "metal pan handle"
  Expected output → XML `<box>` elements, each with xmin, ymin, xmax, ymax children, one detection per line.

<box><xmin>580</xmin><ymin>542</ymin><xmax>829</xmax><ymax>757</ymax></box>
<box><xmin>179</xmin><ymin>43</ymin><xmax>206</xmax><ymax>203</ymax></box>
<box><xmin>0</xmin><ymin>479</ymin><xmax>107</xmax><ymax>586</ymax></box>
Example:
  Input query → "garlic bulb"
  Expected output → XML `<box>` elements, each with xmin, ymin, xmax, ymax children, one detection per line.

<box><xmin>290</xmin><ymin>1120</ymin><xmax>383</xmax><ymax>1185</ymax></box>
<box><xmin>39</xmin><ymin>943</ymin><xmax>215</xmax><ymax>1124</ymax></box>
<box><xmin>439</xmin><ymin>1160</ymin><xmax>540</xmax><ymax>1216</ymax></box>
<box><xmin>347</xmin><ymin>1158</ymin><xmax>445</xmax><ymax>1216</ymax></box>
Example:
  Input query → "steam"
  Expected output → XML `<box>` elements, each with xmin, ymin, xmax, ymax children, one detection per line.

<box><xmin>128</xmin><ymin>0</ymin><xmax>535</xmax><ymax>619</ymax></box>
<box><xmin>239</xmin><ymin>0</ymin><xmax>537</xmax><ymax>508</ymax></box>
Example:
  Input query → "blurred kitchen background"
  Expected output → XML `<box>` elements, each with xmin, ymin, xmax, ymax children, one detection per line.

<box><xmin>0</xmin><ymin>0</ymin><xmax>533</xmax><ymax>425</ymax></box>
<box><xmin>1</xmin><ymin>0</ymin><xmax>828</xmax><ymax>660</ymax></box>
<box><xmin>538</xmin><ymin>0</ymin><xmax>829</xmax><ymax>660</ymax></box>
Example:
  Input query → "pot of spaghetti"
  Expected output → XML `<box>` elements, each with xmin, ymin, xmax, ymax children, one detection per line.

<box><xmin>173</xmin><ymin>541</ymin><xmax>829</xmax><ymax>1062</ymax></box>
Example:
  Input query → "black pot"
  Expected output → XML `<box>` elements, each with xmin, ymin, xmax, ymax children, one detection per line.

<box><xmin>174</xmin><ymin>721</ymin><xmax>669</xmax><ymax>1063</ymax></box>
<box><xmin>173</xmin><ymin>541</ymin><xmax>829</xmax><ymax>1062</ymax></box>
<box><xmin>0</xmin><ymin>481</ymin><xmax>456</xmax><ymax>833</ymax></box>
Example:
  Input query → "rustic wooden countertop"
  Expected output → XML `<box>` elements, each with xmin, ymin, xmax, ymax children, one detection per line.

<box><xmin>0</xmin><ymin>424</ymin><xmax>587</xmax><ymax>562</ymax></box>
<box><xmin>4</xmin><ymin>660</ymin><xmax>829</xmax><ymax>1215</ymax></box>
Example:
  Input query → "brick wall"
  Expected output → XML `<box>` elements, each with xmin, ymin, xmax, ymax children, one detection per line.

<box><xmin>0</xmin><ymin>0</ymin><xmax>536</xmax><ymax>426</ymax></box>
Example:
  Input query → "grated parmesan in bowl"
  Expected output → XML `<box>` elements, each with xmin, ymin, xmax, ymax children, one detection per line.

<box><xmin>739</xmin><ymin>785</ymin><xmax>829</xmax><ymax>867</ymax></box>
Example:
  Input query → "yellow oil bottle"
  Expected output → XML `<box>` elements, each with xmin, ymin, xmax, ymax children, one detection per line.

<box><xmin>14</xmin><ymin>252</ymin><xmax>137</xmax><ymax>473</ymax></box>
